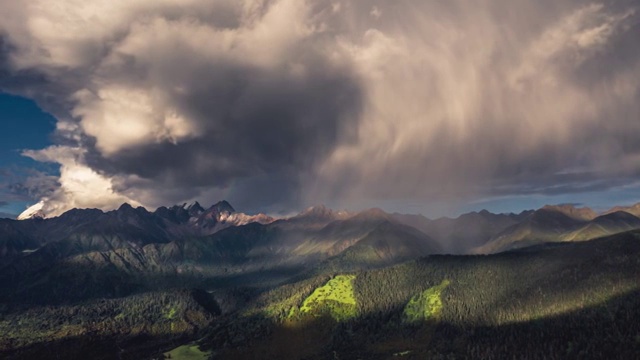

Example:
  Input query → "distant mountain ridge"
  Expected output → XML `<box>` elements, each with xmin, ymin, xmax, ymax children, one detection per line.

<box><xmin>0</xmin><ymin>201</ymin><xmax>273</xmax><ymax>268</ymax></box>
<box><xmin>8</xmin><ymin>201</ymin><xmax>640</xmax><ymax>259</ymax></box>
<box><xmin>541</xmin><ymin>204</ymin><xmax>597</xmax><ymax>221</ymax></box>
<box><xmin>391</xmin><ymin>202</ymin><xmax>640</xmax><ymax>254</ymax></box>
<box><xmin>475</xmin><ymin>204</ymin><xmax>640</xmax><ymax>253</ymax></box>
<box><xmin>604</xmin><ymin>203</ymin><xmax>640</xmax><ymax>217</ymax></box>
<box><xmin>392</xmin><ymin>210</ymin><xmax>531</xmax><ymax>253</ymax></box>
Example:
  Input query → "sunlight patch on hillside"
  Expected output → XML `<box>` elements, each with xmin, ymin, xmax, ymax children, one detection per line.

<box><xmin>299</xmin><ymin>274</ymin><xmax>357</xmax><ymax>321</ymax></box>
<box><xmin>403</xmin><ymin>279</ymin><xmax>450</xmax><ymax>322</ymax></box>
<box><xmin>163</xmin><ymin>344</ymin><xmax>210</xmax><ymax>360</ymax></box>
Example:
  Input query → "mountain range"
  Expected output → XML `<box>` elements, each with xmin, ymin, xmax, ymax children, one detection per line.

<box><xmin>2</xmin><ymin>200</ymin><xmax>640</xmax><ymax>359</ymax></box>
<box><xmin>3</xmin><ymin>201</ymin><xmax>640</xmax><ymax>301</ymax></box>
<box><xmin>8</xmin><ymin>201</ymin><xmax>640</xmax><ymax>256</ymax></box>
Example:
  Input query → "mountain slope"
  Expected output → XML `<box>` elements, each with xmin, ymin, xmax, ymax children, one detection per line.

<box><xmin>540</xmin><ymin>204</ymin><xmax>597</xmax><ymax>221</ymax></box>
<box><xmin>0</xmin><ymin>201</ymin><xmax>274</xmax><ymax>267</ymax></box>
<box><xmin>209</xmin><ymin>230</ymin><xmax>640</xmax><ymax>359</ymax></box>
<box><xmin>477</xmin><ymin>205</ymin><xmax>640</xmax><ymax>254</ymax></box>
<box><xmin>394</xmin><ymin>210</ymin><xmax>529</xmax><ymax>253</ymax></box>
<box><xmin>604</xmin><ymin>202</ymin><xmax>640</xmax><ymax>217</ymax></box>
<box><xmin>475</xmin><ymin>208</ymin><xmax>586</xmax><ymax>253</ymax></box>
<box><xmin>317</xmin><ymin>220</ymin><xmax>441</xmax><ymax>272</ymax></box>
<box><xmin>0</xmin><ymin>204</ymin><xmax>441</xmax><ymax>305</ymax></box>
<box><xmin>564</xmin><ymin>211</ymin><xmax>640</xmax><ymax>241</ymax></box>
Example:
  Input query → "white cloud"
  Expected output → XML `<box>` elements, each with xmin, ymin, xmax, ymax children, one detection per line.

<box><xmin>72</xmin><ymin>86</ymin><xmax>200</xmax><ymax>154</ymax></box>
<box><xmin>22</xmin><ymin>146</ymin><xmax>142</xmax><ymax>217</ymax></box>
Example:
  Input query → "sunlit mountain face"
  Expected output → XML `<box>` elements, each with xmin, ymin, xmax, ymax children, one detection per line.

<box><xmin>1</xmin><ymin>0</ymin><xmax>640</xmax><ymax>359</ymax></box>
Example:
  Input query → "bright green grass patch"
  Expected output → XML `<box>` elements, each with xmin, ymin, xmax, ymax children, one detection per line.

<box><xmin>299</xmin><ymin>274</ymin><xmax>357</xmax><ymax>321</ymax></box>
<box><xmin>164</xmin><ymin>306</ymin><xmax>177</xmax><ymax>320</ymax></box>
<box><xmin>163</xmin><ymin>344</ymin><xmax>210</xmax><ymax>360</ymax></box>
<box><xmin>403</xmin><ymin>279</ymin><xmax>450</xmax><ymax>322</ymax></box>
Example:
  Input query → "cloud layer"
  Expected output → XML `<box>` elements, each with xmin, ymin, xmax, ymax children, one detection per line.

<box><xmin>1</xmin><ymin>0</ymin><xmax>639</xmax><ymax>217</ymax></box>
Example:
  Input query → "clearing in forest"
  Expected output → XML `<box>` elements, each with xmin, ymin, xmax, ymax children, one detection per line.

<box><xmin>299</xmin><ymin>274</ymin><xmax>357</xmax><ymax>321</ymax></box>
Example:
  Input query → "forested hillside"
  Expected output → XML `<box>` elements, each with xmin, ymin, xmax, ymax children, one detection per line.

<box><xmin>203</xmin><ymin>231</ymin><xmax>640</xmax><ymax>359</ymax></box>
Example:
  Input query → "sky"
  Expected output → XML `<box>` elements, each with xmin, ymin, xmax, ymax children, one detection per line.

<box><xmin>0</xmin><ymin>0</ymin><xmax>639</xmax><ymax>219</ymax></box>
<box><xmin>0</xmin><ymin>93</ymin><xmax>57</xmax><ymax>218</ymax></box>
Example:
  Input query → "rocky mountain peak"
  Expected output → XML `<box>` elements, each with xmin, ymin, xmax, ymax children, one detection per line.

<box><xmin>605</xmin><ymin>203</ymin><xmax>640</xmax><ymax>218</ymax></box>
<box><xmin>360</xmin><ymin>207</ymin><xmax>389</xmax><ymax>218</ymax></box>
<box><xmin>300</xmin><ymin>204</ymin><xmax>332</xmax><ymax>217</ymax></box>
<box><xmin>208</xmin><ymin>200</ymin><xmax>235</xmax><ymax>215</ymax></box>
<box><xmin>186</xmin><ymin>201</ymin><xmax>205</xmax><ymax>216</ymax></box>
<box><xmin>296</xmin><ymin>205</ymin><xmax>352</xmax><ymax>223</ymax></box>
<box><xmin>352</xmin><ymin>208</ymin><xmax>393</xmax><ymax>223</ymax></box>
<box><xmin>117</xmin><ymin>203</ymin><xmax>135</xmax><ymax>212</ymax></box>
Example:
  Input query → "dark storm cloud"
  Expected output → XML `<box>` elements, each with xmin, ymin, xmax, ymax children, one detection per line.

<box><xmin>5</xmin><ymin>172</ymin><xmax>58</xmax><ymax>200</ymax></box>
<box><xmin>0</xmin><ymin>35</ymin><xmax>87</xmax><ymax>139</ymax></box>
<box><xmin>0</xmin><ymin>167</ymin><xmax>58</xmax><ymax>211</ymax></box>
<box><xmin>92</xmin><ymin>59</ymin><xmax>362</xmax><ymax>191</ymax></box>
<box><xmin>0</xmin><ymin>36</ymin><xmax>48</xmax><ymax>94</ymax></box>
